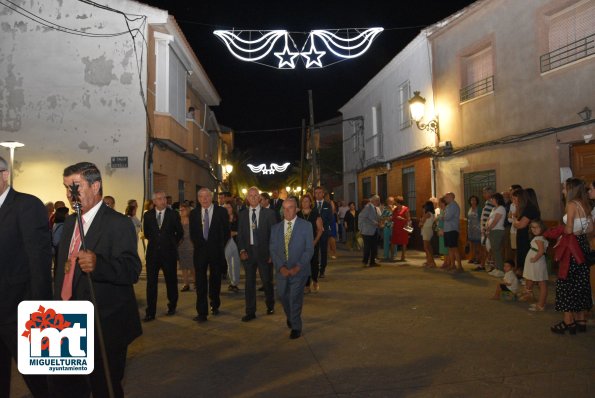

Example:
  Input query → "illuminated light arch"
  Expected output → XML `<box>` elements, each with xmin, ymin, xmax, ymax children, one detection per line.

<box><xmin>247</xmin><ymin>162</ymin><xmax>291</xmax><ymax>175</ymax></box>
<box><xmin>213</xmin><ymin>27</ymin><xmax>383</xmax><ymax>69</ymax></box>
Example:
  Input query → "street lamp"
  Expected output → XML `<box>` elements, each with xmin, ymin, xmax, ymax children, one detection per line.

<box><xmin>578</xmin><ymin>106</ymin><xmax>592</xmax><ymax>122</ymax></box>
<box><xmin>285</xmin><ymin>186</ymin><xmax>291</xmax><ymax>194</ymax></box>
<box><xmin>241</xmin><ymin>188</ymin><xmax>247</xmax><ymax>196</ymax></box>
<box><xmin>0</xmin><ymin>141</ymin><xmax>25</xmax><ymax>187</ymax></box>
<box><xmin>409</xmin><ymin>91</ymin><xmax>440</xmax><ymax>141</ymax></box>
<box><xmin>225</xmin><ymin>164</ymin><xmax>233</xmax><ymax>174</ymax></box>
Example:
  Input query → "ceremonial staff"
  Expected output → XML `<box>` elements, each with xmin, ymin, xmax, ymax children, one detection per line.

<box><xmin>68</xmin><ymin>182</ymin><xmax>115</xmax><ymax>398</ymax></box>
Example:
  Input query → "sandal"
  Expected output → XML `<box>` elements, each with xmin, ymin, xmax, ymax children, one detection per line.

<box><xmin>550</xmin><ymin>321</ymin><xmax>576</xmax><ymax>335</ymax></box>
<box><xmin>575</xmin><ymin>319</ymin><xmax>587</xmax><ymax>333</ymax></box>
<box><xmin>528</xmin><ymin>304</ymin><xmax>545</xmax><ymax>312</ymax></box>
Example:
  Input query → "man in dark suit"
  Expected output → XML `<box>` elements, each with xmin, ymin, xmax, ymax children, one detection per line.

<box><xmin>189</xmin><ymin>188</ymin><xmax>230</xmax><ymax>322</ymax></box>
<box><xmin>271</xmin><ymin>189</ymin><xmax>283</xmax><ymax>214</ymax></box>
<box><xmin>0</xmin><ymin>156</ymin><xmax>52</xmax><ymax>397</ymax></box>
<box><xmin>143</xmin><ymin>190</ymin><xmax>183</xmax><ymax>321</ymax></box>
<box><xmin>314</xmin><ymin>186</ymin><xmax>333</xmax><ymax>277</ymax></box>
<box><xmin>270</xmin><ymin>198</ymin><xmax>314</xmax><ymax>339</ymax></box>
<box><xmin>51</xmin><ymin>162</ymin><xmax>142</xmax><ymax>398</ymax></box>
<box><xmin>237</xmin><ymin>187</ymin><xmax>278</xmax><ymax>322</ymax></box>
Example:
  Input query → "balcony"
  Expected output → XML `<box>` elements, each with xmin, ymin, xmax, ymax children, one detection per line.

<box><xmin>460</xmin><ymin>75</ymin><xmax>494</xmax><ymax>103</ymax></box>
<box><xmin>153</xmin><ymin>113</ymin><xmax>211</xmax><ymax>165</ymax></box>
<box><xmin>540</xmin><ymin>33</ymin><xmax>595</xmax><ymax>73</ymax></box>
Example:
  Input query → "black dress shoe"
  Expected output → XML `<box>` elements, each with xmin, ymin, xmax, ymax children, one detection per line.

<box><xmin>369</xmin><ymin>263</ymin><xmax>380</xmax><ymax>267</ymax></box>
<box><xmin>166</xmin><ymin>309</ymin><xmax>176</xmax><ymax>316</ymax></box>
<box><xmin>258</xmin><ymin>286</ymin><xmax>265</xmax><ymax>291</ymax></box>
<box><xmin>286</xmin><ymin>319</ymin><xmax>292</xmax><ymax>329</ymax></box>
<box><xmin>193</xmin><ymin>315</ymin><xmax>207</xmax><ymax>323</ymax></box>
<box><xmin>241</xmin><ymin>314</ymin><xmax>256</xmax><ymax>322</ymax></box>
<box><xmin>266</xmin><ymin>308</ymin><xmax>275</xmax><ymax>315</ymax></box>
<box><xmin>143</xmin><ymin>315</ymin><xmax>155</xmax><ymax>322</ymax></box>
<box><xmin>289</xmin><ymin>330</ymin><xmax>301</xmax><ymax>339</ymax></box>
<box><xmin>210</xmin><ymin>308</ymin><xmax>220</xmax><ymax>315</ymax></box>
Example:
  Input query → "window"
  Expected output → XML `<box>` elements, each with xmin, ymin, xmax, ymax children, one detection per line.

<box><xmin>398</xmin><ymin>81</ymin><xmax>411</xmax><ymax>129</ymax></box>
<box><xmin>362</xmin><ymin>177</ymin><xmax>372</xmax><ymax>200</ymax></box>
<box><xmin>377</xmin><ymin>174</ymin><xmax>388</xmax><ymax>201</ymax></box>
<box><xmin>168</xmin><ymin>48</ymin><xmax>188</xmax><ymax>126</ymax></box>
<box><xmin>371</xmin><ymin>104</ymin><xmax>383</xmax><ymax>158</ymax></box>
<box><xmin>154</xmin><ymin>32</ymin><xmax>188</xmax><ymax>126</ymax></box>
<box><xmin>542</xmin><ymin>0</ymin><xmax>595</xmax><ymax>72</ymax></box>
<box><xmin>460</xmin><ymin>46</ymin><xmax>494</xmax><ymax>102</ymax></box>
<box><xmin>178</xmin><ymin>180</ymin><xmax>185</xmax><ymax>203</ymax></box>
<box><xmin>351</xmin><ymin>124</ymin><xmax>359</xmax><ymax>153</ymax></box>
<box><xmin>402</xmin><ymin>167</ymin><xmax>416</xmax><ymax>214</ymax></box>
<box><xmin>463</xmin><ymin>170</ymin><xmax>496</xmax><ymax>214</ymax></box>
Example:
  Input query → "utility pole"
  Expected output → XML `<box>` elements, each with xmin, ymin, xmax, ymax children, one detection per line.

<box><xmin>300</xmin><ymin>118</ymin><xmax>306</xmax><ymax>197</ymax></box>
<box><xmin>308</xmin><ymin>90</ymin><xmax>317</xmax><ymax>189</ymax></box>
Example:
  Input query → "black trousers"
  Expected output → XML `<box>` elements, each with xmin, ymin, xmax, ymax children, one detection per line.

<box><xmin>0</xmin><ymin>320</ymin><xmax>49</xmax><ymax>398</ymax></box>
<box><xmin>195</xmin><ymin>260</ymin><xmax>222</xmax><ymax>316</ymax></box>
<box><xmin>306</xmin><ymin>242</ymin><xmax>320</xmax><ymax>286</ymax></box>
<box><xmin>145</xmin><ymin>252</ymin><xmax>178</xmax><ymax>316</ymax></box>
<box><xmin>243</xmin><ymin>246</ymin><xmax>274</xmax><ymax>315</ymax></box>
<box><xmin>318</xmin><ymin>232</ymin><xmax>329</xmax><ymax>274</ymax></box>
<box><xmin>49</xmin><ymin>340</ymin><xmax>128</xmax><ymax>398</ymax></box>
<box><xmin>362</xmin><ymin>233</ymin><xmax>378</xmax><ymax>265</ymax></box>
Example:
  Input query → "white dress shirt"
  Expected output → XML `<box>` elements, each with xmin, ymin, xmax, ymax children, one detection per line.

<box><xmin>0</xmin><ymin>186</ymin><xmax>10</xmax><ymax>209</ymax></box>
<box><xmin>284</xmin><ymin>216</ymin><xmax>298</xmax><ymax>235</ymax></box>
<box><xmin>249</xmin><ymin>205</ymin><xmax>261</xmax><ymax>245</ymax></box>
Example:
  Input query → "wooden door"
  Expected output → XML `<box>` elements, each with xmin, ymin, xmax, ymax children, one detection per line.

<box><xmin>571</xmin><ymin>143</ymin><xmax>595</xmax><ymax>183</ymax></box>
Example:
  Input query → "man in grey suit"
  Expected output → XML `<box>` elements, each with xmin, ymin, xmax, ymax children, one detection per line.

<box><xmin>270</xmin><ymin>198</ymin><xmax>314</xmax><ymax>339</ymax></box>
<box><xmin>358</xmin><ymin>194</ymin><xmax>381</xmax><ymax>267</ymax></box>
<box><xmin>237</xmin><ymin>187</ymin><xmax>278</xmax><ymax>321</ymax></box>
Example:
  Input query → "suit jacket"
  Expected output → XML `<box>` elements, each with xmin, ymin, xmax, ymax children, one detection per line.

<box><xmin>189</xmin><ymin>205</ymin><xmax>230</xmax><ymax>264</ymax></box>
<box><xmin>315</xmin><ymin>200</ymin><xmax>333</xmax><ymax>234</ymax></box>
<box><xmin>358</xmin><ymin>203</ymin><xmax>379</xmax><ymax>236</ymax></box>
<box><xmin>143</xmin><ymin>207</ymin><xmax>183</xmax><ymax>263</ymax></box>
<box><xmin>0</xmin><ymin>188</ymin><xmax>52</xmax><ymax>325</ymax></box>
<box><xmin>54</xmin><ymin>203</ymin><xmax>142</xmax><ymax>347</ymax></box>
<box><xmin>270</xmin><ymin>218</ymin><xmax>314</xmax><ymax>278</ymax></box>
<box><xmin>271</xmin><ymin>198</ymin><xmax>283</xmax><ymax>212</ymax></box>
<box><xmin>236</xmin><ymin>206</ymin><xmax>277</xmax><ymax>261</ymax></box>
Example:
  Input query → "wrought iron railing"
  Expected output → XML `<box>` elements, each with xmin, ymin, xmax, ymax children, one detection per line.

<box><xmin>541</xmin><ymin>33</ymin><xmax>595</xmax><ymax>73</ymax></box>
<box><xmin>460</xmin><ymin>75</ymin><xmax>494</xmax><ymax>102</ymax></box>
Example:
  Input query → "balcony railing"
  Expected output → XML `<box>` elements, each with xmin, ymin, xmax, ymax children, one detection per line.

<box><xmin>460</xmin><ymin>75</ymin><xmax>494</xmax><ymax>103</ymax></box>
<box><xmin>540</xmin><ymin>33</ymin><xmax>595</xmax><ymax>73</ymax></box>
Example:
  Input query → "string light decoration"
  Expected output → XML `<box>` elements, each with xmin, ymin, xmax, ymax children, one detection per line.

<box><xmin>247</xmin><ymin>163</ymin><xmax>291</xmax><ymax>175</ymax></box>
<box><xmin>213</xmin><ymin>27</ymin><xmax>383</xmax><ymax>69</ymax></box>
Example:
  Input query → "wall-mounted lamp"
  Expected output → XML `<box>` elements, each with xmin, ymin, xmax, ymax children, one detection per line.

<box><xmin>409</xmin><ymin>91</ymin><xmax>440</xmax><ymax>141</ymax></box>
<box><xmin>0</xmin><ymin>141</ymin><xmax>25</xmax><ymax>187</ymax></box>
<box><xmin>578</xmin><ymin>107</ymin><xmax>592</xmax><ymax>122</ymax></box>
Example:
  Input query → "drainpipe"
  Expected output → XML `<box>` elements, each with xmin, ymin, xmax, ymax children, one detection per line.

<box><xmin>430</xmin><ymin>156</ymin><xmax>437</xmax><ymax>198</ymax></box>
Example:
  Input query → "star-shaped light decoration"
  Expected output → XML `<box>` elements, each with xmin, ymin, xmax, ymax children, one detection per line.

<box><xmin>274</xmin><ymin>46</ymin><xmax>300</xmax><ymax>69</ymax></box>
<box><xmin>301</xmin><ymin>44</ymin><xmax>326</xmax><ymax>68</ymax></box>
<box><xmin>274</xmin><ymin>33</ymin><xmax>300</xmax><ymax>69</ymax></box>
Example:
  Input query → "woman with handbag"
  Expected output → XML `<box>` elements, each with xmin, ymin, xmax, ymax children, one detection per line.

<box><xmin>551</xmin><ymin>178</ymin><xmax>593</xmax><ymax>334</ymax></box>
<box><xmin>391</xmin><ymin>196</ymin><xmax>411</xmax><ymax>262</ymax></box>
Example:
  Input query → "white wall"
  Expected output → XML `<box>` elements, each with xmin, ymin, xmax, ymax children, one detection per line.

<box><xmin>339</xmin><ymin>33</ymin><xmax>436</xmax><ymax>203</ymax></box>
<box><xmin>0</xmin><ymin>0</ymin><xmax>167</xmax><ymax>212</ymax></box>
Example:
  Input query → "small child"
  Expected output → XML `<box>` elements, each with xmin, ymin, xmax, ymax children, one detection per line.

<box><xmin>491</xmin><ymin>260</ymin><xmax>520</xmax><ymax>300</ymax></box>
<box><xmin>521</xmin><ymin>220</ymin><xmax>549</xmax><ymax>311</ymax></box>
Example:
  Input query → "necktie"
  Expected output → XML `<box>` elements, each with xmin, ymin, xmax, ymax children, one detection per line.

<box><xmin>203</xmin><ymin>208</ymin><xmax>209</xmax><ymax>240</ymax></box>
<box><xmin>318</xmin><ymin>201</ymin><xmax>322</xmax><ymax>211</ymax></box>
<box><xmin>252</xmin><ymin>208</ymin><xmax>258</xmax><ymax>245</ymax></box>
<box><xmin>157</xmin><ymin>211</ymin><xmax>162</xmax><ymax>228</ymax></box>
<box><xmin>284</xmin><ymin>221</ymin><xmax>292</xmax><ymax>261</ymax></box>
<box><xmin>61</xmin><ymin>219</ymin><xmax>84</xmax><ymax>300</ymax></box>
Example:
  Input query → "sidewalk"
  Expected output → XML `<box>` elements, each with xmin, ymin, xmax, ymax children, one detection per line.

<box><xmin>11</xmin><ymin>246</ymin><xmax>595</xmax><ymax>397</ymax></box>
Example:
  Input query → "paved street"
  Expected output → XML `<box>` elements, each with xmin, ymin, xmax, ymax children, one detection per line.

<box><xmin>12</xmin><ymin>246</ymin><xmax>595</xmax><ymax>397</ymax></box>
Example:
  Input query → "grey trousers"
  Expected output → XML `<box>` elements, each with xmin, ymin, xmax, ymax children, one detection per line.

<box><xmin>276</xmin><ymin>274</ymin><xmax>308</xmax><ymax>331</ymax></box>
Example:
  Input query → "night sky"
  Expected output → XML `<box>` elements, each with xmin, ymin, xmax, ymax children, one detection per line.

<box><xmin>138</xmin><ymin>0</ymin><xmax>476</xmax><ymax>164</ymax></box>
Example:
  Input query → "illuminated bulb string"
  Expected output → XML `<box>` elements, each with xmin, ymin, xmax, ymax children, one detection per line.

<box><xmin>213</xmin><ymin>27</ymin><xmax>384</xmax><ymax>69</ymax></box>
